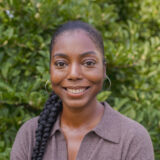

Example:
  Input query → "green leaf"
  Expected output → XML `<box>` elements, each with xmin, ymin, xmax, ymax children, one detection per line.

<box><xmin>97</xmin><ymin>91</ymin><xmax>111</xmax><ymax>101</ymax></box>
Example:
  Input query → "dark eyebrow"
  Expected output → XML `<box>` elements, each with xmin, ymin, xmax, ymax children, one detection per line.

<box><xmin>80</xmin><ymin>51</ymin><xmax>96</xmax><ymax>58</ymax></box>
<box><xmin>52</xmin><ymin>51</ymin><xmax>96</xmax><ymax>59</ymax></box>
<box><xmin>52</xmin><ymin>53</ymin><xmax>69</xmax><ymax>59</ymax></box>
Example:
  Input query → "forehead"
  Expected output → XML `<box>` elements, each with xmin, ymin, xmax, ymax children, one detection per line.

<box><xmin>51</xmin><ymin>29</ymin><xmax>102</xmax><ymax>56</ymax></box>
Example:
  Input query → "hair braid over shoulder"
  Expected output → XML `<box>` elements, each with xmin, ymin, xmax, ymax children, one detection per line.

<box><xmin>31</xmin><ymin>91</ymin><xmax>62</xmax><ymax>160</ymax></box>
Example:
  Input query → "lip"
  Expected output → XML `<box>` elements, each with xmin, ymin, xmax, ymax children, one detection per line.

<box><xmin>62</xmin><ymin>86</ymin><xmax>90</xmax><ymax>98</ymax></box>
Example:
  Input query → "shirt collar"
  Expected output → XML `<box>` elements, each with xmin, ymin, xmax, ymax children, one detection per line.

<box><xmin>50</xmin><ymin>113</ymin><xmax>61</xmax><ymax>137</ymax></box>
<box><xmin>50</xmin><ymin>102</ymin><xmax>121</xmax><ymax>143</ymax></box>
<box><xmin>92</xmin><ymin>102</ymin><xmax>121</xmax><ymax>143</ymax></box>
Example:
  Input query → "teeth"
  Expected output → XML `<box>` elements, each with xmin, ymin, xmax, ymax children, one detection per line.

<box><xmin>67</xmin><ymin>88</ymin><xmax>86</xmax><ymax>94</ymax></box>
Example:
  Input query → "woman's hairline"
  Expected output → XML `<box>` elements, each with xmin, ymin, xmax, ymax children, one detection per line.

<box><xmin>49</xmin><ymin>28</ymin><xmax>105</xmax><ymax>65</ymax></box>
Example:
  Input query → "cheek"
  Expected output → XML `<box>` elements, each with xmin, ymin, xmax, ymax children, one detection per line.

<box><xmin>82</xmin><ymin>67</ymin><xmax>104</xmax><ymax>84</ymax></box>
<box><xmin>50</xmin><ymin>68</ymin><xmax>67</xmax><ymax>86</ymax></box>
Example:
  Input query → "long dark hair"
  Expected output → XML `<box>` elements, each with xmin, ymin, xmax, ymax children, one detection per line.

<box><xmin>31</xmin><ymin>20</ymin><xmax>105</xmax><ymax>160</ymax></box>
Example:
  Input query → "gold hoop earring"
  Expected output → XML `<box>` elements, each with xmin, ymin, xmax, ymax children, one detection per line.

<box><xmin>104</xmin><ymin>75</ymin><xmax>111</xmax><ymax>90</ymax></box>
<box><xmin>45</xmin><ymin>80</ymin><xmax>50</xmax><ymax>93</ymax></box>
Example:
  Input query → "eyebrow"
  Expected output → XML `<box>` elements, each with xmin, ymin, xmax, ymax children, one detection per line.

<box><xmin>52</xmin><ymin>53</ymin><xmax>68</xmax><ymax>59</ymax></box>
<box><xmin>80</xmin><ymin>51</ymin><xmax>96</xmax><ymax>58</ymax></box>
<box><xmin>52</xmin><ymin>51</ymin><xmax>97</xmax><ymax>59</ymax></box>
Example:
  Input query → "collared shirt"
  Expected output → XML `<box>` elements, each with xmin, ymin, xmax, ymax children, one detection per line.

<box><xmin>11</xmin><ymin>102</ymin><xmax>154</xmax><ymax>160</ymax></box>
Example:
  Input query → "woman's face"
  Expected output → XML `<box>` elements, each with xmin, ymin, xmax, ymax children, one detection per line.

<box><xmin>50</xmin><ymin>29</ymin><xmax>106</xmax><ymax>109</ymax></box>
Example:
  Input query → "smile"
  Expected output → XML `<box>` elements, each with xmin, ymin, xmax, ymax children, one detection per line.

<box><xmin>67</xmin><ymin>88</ymin><xmax>86</xmax><ymax>94</ymax></box>
<box><xmin>63</xmin><ymin>87</ymin><xmax>90</xmax><ymax>96</ymax></box>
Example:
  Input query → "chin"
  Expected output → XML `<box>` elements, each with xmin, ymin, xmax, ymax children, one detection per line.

<box><xmin>62</xmin><ymin>99</ymin><xmax>92</xmax><ymax>110</ymax></box>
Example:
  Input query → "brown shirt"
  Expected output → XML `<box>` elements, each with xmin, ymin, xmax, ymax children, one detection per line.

<box><xmin>11</xmin><ymin>102</ymin><xmax>154</xmax><ymax>160</ymax></box>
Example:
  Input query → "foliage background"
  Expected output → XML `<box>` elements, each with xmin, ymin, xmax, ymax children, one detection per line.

<box><xmin>0</xmin><ymin>0</ymin><xmax>160</xmax><ymax>159</ymax></box>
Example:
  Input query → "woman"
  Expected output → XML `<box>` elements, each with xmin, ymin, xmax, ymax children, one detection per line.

<box><xmin>11</xmin><ymin>21</ymin><xmax>154</xmax><ymax>160</ymax></box>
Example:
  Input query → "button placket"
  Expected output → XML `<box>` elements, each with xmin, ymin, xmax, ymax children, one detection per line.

<box><xmin>76</xmin><ymin>131</ymin><xmax>100</xmax><ymax>160</ymax></box>
<box><xmin>56</xmin><ymin>132</ymin><xmax>68</xmax><ymax>160</ymax></box>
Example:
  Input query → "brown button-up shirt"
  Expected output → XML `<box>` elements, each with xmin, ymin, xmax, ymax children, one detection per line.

<box><xmin>11</xmin><ymin>102</ymin><xmax>154</xmax><ymax>160</ymax></box>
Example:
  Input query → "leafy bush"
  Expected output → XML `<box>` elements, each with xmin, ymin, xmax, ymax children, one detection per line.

<box><xmin>0</xmin><ymin>0</ymin><xmax>160</xmax><ymax>159</ymax></box>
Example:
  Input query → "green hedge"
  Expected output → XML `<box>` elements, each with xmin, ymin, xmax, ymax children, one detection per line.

<box><xmin>0</xmin><ymin>0</ymin><xmax>160</xmax><ymax>159</ymax></box>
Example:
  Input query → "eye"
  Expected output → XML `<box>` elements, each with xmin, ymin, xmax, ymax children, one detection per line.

<box><xmin>83</xmin><ymin>59</ymin><xmax>96</xmax><ymax>67</ymax></box>
<box><xmin>54</xmin><ymin>60</ymin><xmax>67</xmax><ymax>68</ymax></box>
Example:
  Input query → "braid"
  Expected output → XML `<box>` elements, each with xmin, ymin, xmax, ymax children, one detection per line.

<box><xmin>31</xmin><ymin>91</ymin><xmax>62</xmax><ymax>160</ymax></box>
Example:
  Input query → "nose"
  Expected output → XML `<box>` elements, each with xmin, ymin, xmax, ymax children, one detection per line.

<box><xmin>67</xmin><ymin>63</ymin><xmax>82</xmax><ymax>81</ymax></box>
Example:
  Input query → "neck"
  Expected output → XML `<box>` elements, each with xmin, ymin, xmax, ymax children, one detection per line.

<box><xmin>60</xmin><ymin>100</ymin><xmax>104</xmax><ymax>130</ymax></box>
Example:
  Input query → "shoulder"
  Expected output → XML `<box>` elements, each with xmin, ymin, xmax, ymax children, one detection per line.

<box><xmin>104</xmin><ymin>102</ymin><xmax>154</xmax><ymax>159</ymax></box>
<box><xmin>115</xmin><ymin>108</ymin><xmax>149</xmax><ymax>137</ymax></box>
<box><xmin>120</xmin><ymin>114</ymin><xmax>154</xmax><ymax>159</ymax></box>
<box><xmin>14</xmin><ymin>116</ymin><xmax>39</xmax><ymax>141</ymax></box>
<box><xmin>14</xmin><ymin>116</ymin><xmax>39</xmax><ymax>145</ymax></box>
<box><xmin>104</xmin><ymin>102</ymin><xmax>150</xmax><ymax>138</ymax></box>
<box><xmin>18</xmin><ymin>116</ymin><xmax>39</xmax><ymax>134</ymax></box>
<box><xmin>115</xmin><ymin>108</ymin><xmax>151</xmax><ymax>143</ymax></box>
<box><xmin>11</xmin><ymin>117</ymin><xmax>39</xmax><ymax>160</ymax></box>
